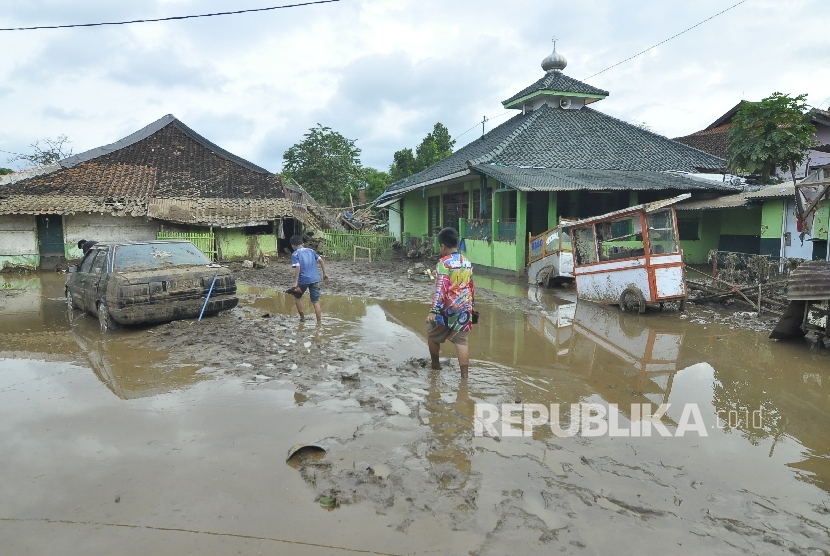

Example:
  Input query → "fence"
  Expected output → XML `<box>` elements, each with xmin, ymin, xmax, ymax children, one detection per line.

<box><xmin>497</xmin><ymin>219</ymin><xmax>517</xmax><ymax>242</ymax></box>
<box><xmin>157</xmin><ymin>230</ymin><xmax>217</xmax><ymax>261</ymax></box>
<box><xmin>321</xmin><ymin>231</ymin><xmax>395</xmax><ymax>260</ymax></box>
<box><xmin>462</xmin><ymin>218</ymin><xmax>491</xmax><ymax>240</ymax></box>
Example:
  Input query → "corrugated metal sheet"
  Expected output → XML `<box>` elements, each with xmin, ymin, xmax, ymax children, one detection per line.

<box><xmin>565</xmin><ymin>194</ymin><xmax>690</xmax><ymax>229</ymax></box>
<box><xmin>147</xmin><ymin>197</ymin><xmax>292</xmax><ymax>227</ymax></box>
<box><xmin>0</xmin><ymin>163</ymin><xmax>61</xmax><ymax>185</ymax></box>
<box><xmin>787</xmin><ymin>261</ymin><xmax>830</xmax><ymax>301</ymax></box>
<box><xmin>676</xmin><ymin>192</ymin><xmax>752</xmax><ymax>210</ymax></box>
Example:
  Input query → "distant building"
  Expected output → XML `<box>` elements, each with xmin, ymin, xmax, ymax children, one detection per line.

<box><xmin>377</xmin><ymin>45</ymin><xmax>736</xmax><ymax>273</ymax></box>
<box><xmin>0</xmin><ymin>115</ymin><xmax>323</xmax><ymax>270</ymax></box>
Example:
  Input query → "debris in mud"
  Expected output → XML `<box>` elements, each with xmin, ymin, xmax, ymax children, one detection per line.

<box><xmin>286</xmin><ymin>444</ymin><xmax>327</xmax><ymax>463</ymax></box>
<box><xmin>407</xmin><ymin>263</ymin><xmax>435</xmax><ymax>282</ymax></box>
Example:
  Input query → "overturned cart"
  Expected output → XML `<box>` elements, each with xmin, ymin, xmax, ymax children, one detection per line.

<box><xmin>567</xmin><ymin>194</ymin><xmax>689</xmax><ymax>313</ymax></box>
<box><xmin>770</xmin><ymin>261</ymin><xmax>830</xmax><ymax>341</ymax></box>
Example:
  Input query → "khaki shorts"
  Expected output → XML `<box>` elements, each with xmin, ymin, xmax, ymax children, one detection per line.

<box><xmin>427</xmin><ymin>323</ymin><xmax>468</xmax><ymax>346</ymax></box>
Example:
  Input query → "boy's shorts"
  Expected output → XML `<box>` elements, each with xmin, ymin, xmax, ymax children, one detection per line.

<box><xmin>427</xmin><ymin>322</ymin><xmax>468</xmax><ymax>346</ymax></box>
<box><xmin>298</xmin><ymin>282</ymin><xmax>321</xmax><ymax>303</ymax></box>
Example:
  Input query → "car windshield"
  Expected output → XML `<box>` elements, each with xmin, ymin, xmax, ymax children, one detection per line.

<box><xmin>113</xmin><ymin>243</ymin><xmax>210</xmax><ymax>272</ymax></box>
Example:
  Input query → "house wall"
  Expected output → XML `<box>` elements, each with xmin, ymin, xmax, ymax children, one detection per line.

<box><xmin>759</xmin><ymin>200</ymin><xmax>785</xmax><ymax>257</ymax></box>
<box><xmin>402</xmin><ymin>191</ymin><xmax>429</xmax><ymax>238</ymax></box>
<box><xmin>679</xmin><ymin>210</ymin><xmax>720</xmax><ymax>264</ymax></box>
<box><xmin>388</xmin><ymin>201</ymin><xmax>402</xmax><ymax>241</ymax></box>
<box><xmin>0</xmin><ymin>215</ymin><xmax>39</xmax><ymax>270</ymax></box>
<box><xmin>216</xmin><ymin>228</ymin><xmax>278</xmax><ymax>261</ymax></box>
<box><xmin>63</xmin><ymin>214</ymin><xmax>159</xmax><ymax>259</ymax></box>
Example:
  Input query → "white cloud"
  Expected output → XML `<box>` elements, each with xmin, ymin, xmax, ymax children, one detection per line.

<box><xmin>0</xmin><ymin>0</ymin><xmax>828</xmax><ymax>174</ymax></box>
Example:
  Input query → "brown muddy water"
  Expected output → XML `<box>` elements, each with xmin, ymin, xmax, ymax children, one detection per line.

<box><xmin>2</xmin><ymin>272</ymin><xmax>830</xmax><ymax>554</ymax></box>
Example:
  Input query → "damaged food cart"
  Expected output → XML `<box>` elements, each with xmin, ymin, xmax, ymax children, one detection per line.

<box><xmin>770</xmin><ymin>260</ymin><xmax>830</xmax><ymax>342</ymax></box>
<box><xmin>527</xmin><ymin>221</ymin><xmax>574</xmax><ymax>286</ymax></box>
<box><xmin>566</xmin><ymin>194</ymin><xmax>689</xmax><ymax>313</ymax></box>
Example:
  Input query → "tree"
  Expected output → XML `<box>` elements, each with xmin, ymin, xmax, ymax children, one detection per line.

<box><xmin>727</xmin><ymin>93</ymin><xmax>818</xmax><ymax>184</ymax></box>
<box><xmin>388</xmin><ymin>122</ymin><xmax>456</xmax><ymax>182</ymax></box>
<box><xmin>282</xmin><ymin>125</ymin><xmax>363</xmax><ymax>206</ymax></box>
<box><xmin>0</xmin><ymin>168</ymin><xmax>13</xmax><ymax>175</ymax></box>
<box><xmin>389</xmin><ymin>148</ymin><xmax>416</xmax><ymax>182</ymax></box>
<box><xmin>363</xmin><ymin>167</ymin><xmax>392</xmax><ymax>202</ymax></box>
<box><xmin>7</xmin><ymin>135</ymin><xmax>73</xmax><ymax>168</ymax></box>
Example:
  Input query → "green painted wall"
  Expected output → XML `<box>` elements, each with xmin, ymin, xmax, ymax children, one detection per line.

<box><xmin>720</xmin><ymin>206</ymin><xmax>761</xmax><ymax>235</ymax></box>
<box><xmin>216</xmin><ymin>228</ymin><xmax>278</xmax><ymax>261</ymax></box>
<box><xmin>547</xmin><ymin>191</ymin><xmax>558</xmax><ymax>228</ymax></box>
<box><xmin>402</xmin><ymin>190</ymin><xmax>429</xmax><ymax>238</ymax></box>
<box><xmin>761</xmin><ymin>200</ymin><xmax>784</xmax><ymax>239</ymax></box>
<box><xmin>493</xmin><ymin>240</ymin><xmax>521</xmax><ymax>271</ymax></box>
<box><xmin>464</xmin><ymin>239</ymin><xmax>492</xmax><ymax>268</ymax></box>
<box><xmin>515</xmin><ymin>190</ymin><xmax>528</xmax><ymax>269</ymax></box>
<box><xmin>0</xmin><ymin>255</ymin><xmax>39</xmax><ymax>271</ymax></box>
<box><xmin>678</xmin><ymin>209</ymin><xmax>721</xmax><ymax>264</ymax></box>
<box><xmin>813</xmin><ymin>200</ymin><xmax>829</xmax><ymax>241</ymax></box>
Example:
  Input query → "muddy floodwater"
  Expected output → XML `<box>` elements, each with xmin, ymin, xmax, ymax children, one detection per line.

<box><xmin>2</xmin><ymin>269</ymin><xmax>830</xmax><ymax>555</ymax></box>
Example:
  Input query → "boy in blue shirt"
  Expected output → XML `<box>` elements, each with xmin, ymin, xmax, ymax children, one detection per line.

<box><xmin>290</xmin><ymin>235</ymin><xmax>329</xmax><ymax>323</ymax></box>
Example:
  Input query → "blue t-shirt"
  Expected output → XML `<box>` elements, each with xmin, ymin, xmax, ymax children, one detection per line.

<box><xmin>291</xmin><ymin>246</ymin><xmax>322</xmax><ymax>285</ymax></box>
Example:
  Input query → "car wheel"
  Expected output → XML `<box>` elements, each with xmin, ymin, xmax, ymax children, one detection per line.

<box><xmin>97</xmin><ymin>301</ymin><xmax>115</xmax><ymax>332</ymax></box>
<box><xmin>66</xmin><ymin>289</ymin><xmax>77</xmax><ymax>309</ymax></box>
<box><xmin>619</xmin><ymin>287</ymin><xmax>646</xmax><ymax>314</ymax></box>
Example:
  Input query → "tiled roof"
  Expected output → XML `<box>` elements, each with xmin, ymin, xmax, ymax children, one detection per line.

<box><xmin>502</xmin><ymin>72</ymin><xmax>609</xmax><ymax>107</ymax></box>
<box><xmin>0</xmin><ymin>115</ymin><xmax>288</xmax><ymax>221</ymax></box>
<box><xmin>673</xmin><ymin>126</ymin><xmax>730</xmax><ymax>158</ymax></box>
<box><xmin>473</xmin><ymin>166</ymin><xmax>741</xmax><ymax>193</ymax></box>
<box><xmin>379</xmin><ymin>103</ymin><xmax>726</xmax><ymax>201</ymax></box>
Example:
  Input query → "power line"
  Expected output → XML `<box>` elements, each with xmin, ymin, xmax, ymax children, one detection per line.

<box><xmin>0</xmin><ymin>0</ymin><xmax>340</xmax><ymax>31</ymax></box>
<box><xmin>582</xmin><ymin>0</ymin><xmax>747</xmax><ymax>81</ymax></box>
<box><xmin>455</xmin><ymin>111</ymin><xmax>511</xmax><ymax>140</ymax></box>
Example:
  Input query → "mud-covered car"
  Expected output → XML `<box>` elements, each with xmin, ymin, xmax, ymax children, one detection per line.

<box><xmin>66</xmin><ymin>240</ymin><xmax>238</xmax><ymax>329</ymax></box>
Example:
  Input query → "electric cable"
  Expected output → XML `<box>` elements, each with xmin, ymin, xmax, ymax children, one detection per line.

<box><xmin>0</xmin><ymin>0</ymin><xmax>340</xmax><ymax>31</ymax></box>
<box><xmin>582</xmin><ymin>0</ymin><xmax>747</xmax><ymax>81</ymax></box>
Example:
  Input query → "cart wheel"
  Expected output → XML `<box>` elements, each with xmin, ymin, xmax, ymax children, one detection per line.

<box><xmin>619</xmin><ymin>287</ymin><xmax>646</xmax><ymax>314</ymax></box>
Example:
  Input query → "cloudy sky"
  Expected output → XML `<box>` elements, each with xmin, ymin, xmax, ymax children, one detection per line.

<box><xmin>1</xmin><ymin>0</ymin><xmax>829</xmax><ymax>173</ymax></box>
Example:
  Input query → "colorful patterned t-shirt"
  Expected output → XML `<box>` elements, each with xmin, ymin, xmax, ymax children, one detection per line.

<box><xmin>430</xmin><ymin>252</ymin><xmax>475</xmax><ymax>331</ymax></box>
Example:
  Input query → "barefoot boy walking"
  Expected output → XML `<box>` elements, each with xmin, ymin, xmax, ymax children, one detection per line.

<box><xmin>426</xmin><ymin>227</ymin><xmax>475</xmax><ymax>379</ymax></box>
<box><xmin>290</xmin><ymin>235</ymin><xmax>329</xmax><ymax>323</ymax></box>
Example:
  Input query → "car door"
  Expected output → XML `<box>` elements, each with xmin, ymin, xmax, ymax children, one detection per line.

<box><xmin>71</xmin><ymin>249</ymin><xmax>99</xmax><ymax>310</ymax></box>
<box><xmin>87</xmin><ymin>248</ymin><xmax>110</xmax><ymax>312</ymax></box>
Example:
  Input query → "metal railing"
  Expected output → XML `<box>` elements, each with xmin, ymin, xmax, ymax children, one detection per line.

<box><xmin>157</xmin><ymin>230</ymin><xmax>217</xmax><ymax>261</ymax></box>
<box><xmin>321</xmin><ymin>231</ymin><xmax>394</xmax><ymax>260</ymax></box>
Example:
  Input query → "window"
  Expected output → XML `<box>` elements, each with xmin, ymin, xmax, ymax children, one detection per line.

<box><xmin>596</xmin><ymin>215</ymin><xmax>644</xmax><ymax>261</ymax></box>
<box><xmin>90</xmin><ymin>250</ymin><xmax>109</xmax><ymax>274</ymax></box>
<box><xmin>427</xmin><ymin>196</ymin><xmax>441</xmax><ymax>235</ymax></box>
<box><xmin>572</xmin><ymin>226</ymin><xmax>597</xmax><ymax>265</ymax></box>
<box><xmin>647</xmin><ymin>210</ymin><xmax>679</xmax><ymax>255</ymax></box>
<box><xmin>114</xmin><ymin>243</ymin><xmax>210</xmax><ymax>272</ymax></box>
<box><xmin>80</xmin><ymin>251</ymin><xmax>97</xmax><ymax>273</ymax></box>
<box><xmin>678</xmin><ymin>219</ymin><xmax>700</xmax><ymax>241</ymax></box>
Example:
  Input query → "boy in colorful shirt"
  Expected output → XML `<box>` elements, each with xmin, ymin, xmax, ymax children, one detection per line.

<box><xmin>426</xmin><ymin>227</ymin><xmax>475</xmax><ymax>378</ymax></box>
<box><xmin>290</xmin><ymin>235</ymin><xmax>329</xmax><ymax>324</ymax></box>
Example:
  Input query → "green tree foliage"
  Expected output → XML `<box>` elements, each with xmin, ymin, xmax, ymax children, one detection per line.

<box><xmin>363</xmin><ymin>167</ymin><xmax>392</xmax><ymax>202</ymax></box>
<box><xmin>389</xmin><ymin>148</ymin><xmax>416</xmax><ymax>182</ymax></box>
<box><xmin>727</xmin><ymin>93</ymin><xmax>817</xmax><ymax>184</ymax></box>
<box><xmin>282</xmin><ymin>125</ymin><xmax>363</xmax><ymax>206</ymax></box>
<box><xmin>7</xmin><ymin>135</ymin><xmax>72</xmax><ymax>168</ymax></box>
<box><xmin>389</xmin><ymin>123</ymin><xmax>455</xmax><ymax>182</ymax></box>
<box><xmin>0</xmin><ymin>168</ymin><xmax>13</xmax><ymax>175</ymax></box>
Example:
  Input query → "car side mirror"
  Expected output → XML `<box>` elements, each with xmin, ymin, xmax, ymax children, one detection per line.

<box><xmin>68</xmin><ymin>265</ymin><xmax>77</xmax><ymax>273</ymax></box>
